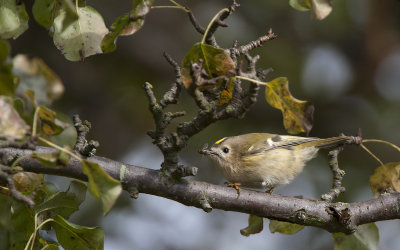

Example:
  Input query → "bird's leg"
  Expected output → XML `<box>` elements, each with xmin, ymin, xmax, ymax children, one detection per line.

<box><xmin>266</xmin><ymin>188</ymin><xmax>274</xmax><ymax>194</ymax></box>
<box><xmin>224</xmin><ymin>182</ymin><xmax>241</xmax><ymax>198</ymax></box>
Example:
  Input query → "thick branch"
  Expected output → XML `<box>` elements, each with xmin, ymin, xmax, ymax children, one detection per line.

<box><xmin>1</xmin><ymin>146</ymin><xmax>399</xmax><ymax>234</ymax></box>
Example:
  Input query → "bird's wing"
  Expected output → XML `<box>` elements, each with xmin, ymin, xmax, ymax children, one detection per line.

<box><xmin>242</xmin><ymin>135</ymin><xmax>319</xmax><ymax>156</ymax></box>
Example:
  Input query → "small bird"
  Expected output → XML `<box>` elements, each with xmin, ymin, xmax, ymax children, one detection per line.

<box><xmin>200</xmin><ymin>133</ymin><xmax>361</xmax><ymax>194</ymax></box>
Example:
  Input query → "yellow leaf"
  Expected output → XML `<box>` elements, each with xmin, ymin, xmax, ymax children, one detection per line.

<box><xmin>265</xmin><ymin>77</ymin><xmax>314</xmax><ymax>135</ymax></box>
<box><xmin>369</xmin><ymin>162</ymin><xmax>400</xmax><ymax>197</ymax></box>
<box><xmin>269</xmin><ymin>220</ymin><xmax>304</xmax><ymax>234</ymax></box>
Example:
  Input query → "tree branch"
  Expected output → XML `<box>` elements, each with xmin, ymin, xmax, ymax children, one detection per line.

<box><xmin>1</xmin><ymin>146</ymin><xmax>399</xmax><ymax>234</ymax></box>
<box><xmin>321</xmin><ymin>146</ymin><xmax>346</xmax><ymax>202</ymax></box>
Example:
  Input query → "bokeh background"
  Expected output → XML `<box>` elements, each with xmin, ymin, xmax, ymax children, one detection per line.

<box><xmin>9</xmin><ymin>0</ymin><xmax>400</xmax><ymax>249</ymax></box>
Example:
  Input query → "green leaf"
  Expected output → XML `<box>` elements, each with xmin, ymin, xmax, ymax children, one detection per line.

<box><xmin>33</xmin><ymin>182</ymin><xmax>59</xmax><ymax>205</ymax></box>
<box><xmin>181</xmin><ymin>43</ymin><xmax>235</xmax><ymax>88</ymax></box>
<box><xmin>81</xmin><ymin>160</ymin><xmax>122</xmax><ymax>215</ymax></box>
<box><xmin>0</xmin><ymin>39</ymin><xmax>10</xmax><ymax>63</ymax></box>
<box><xmin>311</xmin><ymin>0</ymin><xmax>332</xmax><ymax>20</ymax></box>
<box><xmin>102</xmin><ymin>0</ymin><xmax>154</xmax><ymax>53</ymax></box>
<box><xmin>51</xmin><ymin>215</ymin><xmax>104</xmax><ymax>250</ymax></box>
<box><xmin>10</xmin><ymin>202</ymin><xmax>35</xmax><ymax>241</ymax></box>
<box><xmin>269</xmin><ymin>220</ymin><xmax>304</xmax><ymax>234</ymax></box>
<box><xmin>31</xmin><ymin>151</ymin><xmax>63</xmax><ymax>168</ymax></box>
<box><xmin>0</xmin><ymin>96</ymin><xmax>29</xmax><ymax>139</ymax></box>
<box><xmin>38</xmin><ymin>106</ymin><xmax>66</xmax><ymax>135</ymax></box>
<box><xmin>289</xmin><ymin>0</ymin><xmax>311</xmax><ymax>11</ymax></box>
<box><xmin>32</xmin><ymin>0</ymin><xmax>57</xmax><ymax>29</ymax></box>
<box><xmin>0</xmin><ymin>0</ymin><xmax>29</xmax><ymax>39</ymax></box>
<box><xmin>0</xmin><ymin>195</ymin><xmax>13</xmax><ymax>249</ymax></box>
<box><xmin>265</xmin><ymin>77</ymin><xmax>314</xmax><ymax>135</ymax></box>
<box><xmin>47</xmin><ymin>123</ymin><xmax>77</xmax><ymax>148</ymax></box>
<box><xmin>369</xmin><ymin>162</ymin><xmax>400</xmax><ymax>197</ymax></box>
<box><xmin>333</xmin><ymin>223</ymin><xmax>379</xmax><ymax>250</ymax></box>
<box><xmin>61</xmin><ymin>0</ymin><xmax>79</xmax><ymax>18</ymax></box>
<box><xmin>240</xmin><ymin>215</ymin><xmax>264</xmax><ymax>236</ymax></box>
<box><xmin>0</xmin><ymin>71</ymin><xmax>18</xmax><ymax>96</ymax></box>
<box><xmin>53</xmin><ymin>6</ymin><xmax>109</xmax><ymax>61</ymax></box>
<box><xmin>41</xmin><ymin>243</ymin><xmax>60</xmax><ymax>250</ymax></box>
<box><xmin>0</xmin><ymin>43</ymin><xmax>18</xmax><ymax>96</ymax></box>
<box><xmin>13</xmin><ymin>97</ymin><xmax>24</xmax><ymax>114</ymax></box>
<box><xmin>58</xmin><ymin>146</ymin><xmax>72</xmax><ymax>165</ymax></box>
<box><xmin>34</xmin><ymin>181</ymin><xmax>87</xmax><ymax>224</ymax></box>
<box><xmin>13</xmin><ymin>53</ymin><xmax>65</xmax><ymax>105</ymax></box>
<box><xmin>289</xmin><ymin>0</ymin><xmax>332</xmax><ymax>20</ymax></box>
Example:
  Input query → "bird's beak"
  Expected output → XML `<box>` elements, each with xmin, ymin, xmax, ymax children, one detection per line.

<box><xmin>198</xmin><ymin>144</ymin><xmax>219</xmax><ymax>157</ymax></box>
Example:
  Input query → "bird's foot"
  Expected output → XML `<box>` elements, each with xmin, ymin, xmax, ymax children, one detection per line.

<box><xmin>224</xmin><ymin>182</ymin><xmax>241</xmax><ymax>198</ymax></box>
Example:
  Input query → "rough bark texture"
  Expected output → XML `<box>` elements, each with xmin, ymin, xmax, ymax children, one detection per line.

<box><xmin>1</xmin><ymin>146</ymin><xmax>399</xmax><ymax>234</ymax></box>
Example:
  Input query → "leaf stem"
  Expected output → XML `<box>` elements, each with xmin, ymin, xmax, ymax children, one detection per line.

<box><xmin>38</xmin><ymin>137</ymin><xmax>82</xmax><ymax>161</ymax></box>
<box><xmin>25</xmin><ymin>212</ymin><xmax>55</xmax><ymax>250</ymax></box>
<box><xmin>10</xmin><ymin>154</ymin><xmax>31</xmax><ymax>169</ymax></box>
<box><xmin>236</xmin><ymin>76</ymin><xmax>269</xmax><ymax>86</ymax></box>
<box><xmin>362</xmin><ymin>139</ymin><xmax>400</xmax><ymax>153</ymax></box>
<box><xmin>360</xmin><ymin>143</ymin><xmax>384</xmax><ymax>166</ymax></box>
<box><xmin>201</xmin><ymin>8</ymin><xmax>229</xmax><ymax>44</ymax></box>
<box><xmin>32</xmin><ymin>106</ymin><xmax>40</xmax><ymax>137</ymax></box>
<box><xmin>152</xmin><ymin>0</ymin><xmax>189</xmax><ymax>13</ymax></box>
<box><xmin>151</xmin><ymin>6</ymin><xmax>188</xmax><ymax>12</ymax></box>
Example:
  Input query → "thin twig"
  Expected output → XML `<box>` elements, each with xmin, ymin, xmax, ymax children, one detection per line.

<box><xmin>0</xmin><ymin>136</ymin><xmax>38</xmax><ymax>150</ymax></box>
<box><xmin>232</xmin><ymin>28</ymin><xmax>277</xmax><ymax>56</ymax></box>
<box><xmin>0</xmin><ymin>165</ymin><xmax>35</xmax><ymax>207</ymax></box>
<box><xmin>320</xmin><ymin>146</ymin><xmax>346</xmax><ymax>202</ymax></box>
<box><xmin>204</xmin><ymin>0</ymin><xmax>240</xmax><ymax>46</ymax></box>
<box><xmin>73</xmin><ymin>115</ymin><xmax>99</xmax><ymax>157</ymax></box>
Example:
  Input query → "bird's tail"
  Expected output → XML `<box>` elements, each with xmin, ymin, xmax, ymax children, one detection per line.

<box><xmin>312</xmin><ymin>135</ymin><xmax>362</xmax><ymax>149</ymax></box>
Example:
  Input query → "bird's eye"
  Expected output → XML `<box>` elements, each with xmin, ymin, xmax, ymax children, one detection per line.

<box><xmin>223</xmin><ymin>147</ymin><xmax>229</xmax><ymax>153</ymax></box>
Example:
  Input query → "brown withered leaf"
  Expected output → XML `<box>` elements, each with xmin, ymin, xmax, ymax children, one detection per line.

<box><xmin>265</xmin><ymin>77</ymin><xmax>314</xmax><ymax>135</ymax></box>
<box><xmin>101</xmin><ymin>0</ymin><xmax>154</xmax><ymax>53</ymax></box>
<box><xmin>369</xmin><ymin>162</ymin><xmax>400</xmax><ymax>197</ymax></box>
<box><xmin>38</xmin><ymin>106</ymin><xmax>68</xmax><ymax>135</ymax></box>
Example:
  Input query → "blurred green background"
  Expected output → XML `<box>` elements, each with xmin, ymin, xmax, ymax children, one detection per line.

<box><xmin>8</xmin><ymin>0</ymin><xmax>400</xmax><ymax>249</ymax></box>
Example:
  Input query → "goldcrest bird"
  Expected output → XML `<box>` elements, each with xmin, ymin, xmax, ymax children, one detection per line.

<box><xmin>200</xmin><ymin>133</ymin><xmax>361</xmax><ymax>192</ymax></box>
